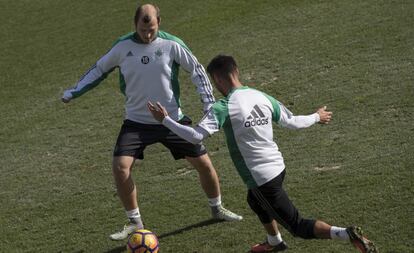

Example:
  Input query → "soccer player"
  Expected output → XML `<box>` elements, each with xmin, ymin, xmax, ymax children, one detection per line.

<box><xmin>147</xmin><ymin>55</ymin><xmax>378</xmax><ymax>253</ymax></box>
<box><xmin>62</xmin><ymin>4</ymin><xmax>242</xmax><ymax>240</ymax></box>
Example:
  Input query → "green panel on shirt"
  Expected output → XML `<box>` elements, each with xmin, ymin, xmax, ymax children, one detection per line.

<box><xmin>158</xmin><ymin>30</ymin><xmax>192</xmax><ymax>109</ymax></box>
<box><xmin>119</xmin><ymin>70</ymin><xmax>126</xmax><ymax>95</ymax></box>
<box><xmin>113</xmin><ymin>32</ymin><xmax>135</xmax><ymax>46</ymax></box>
<box><xmin>212</xmin><ymin>95</ymin><xmax>258</xmax><ymax>189</ymax></box>
<box><xmin>111</xmin><ymin>32</ymin><xmax>136</xmax><ymax>96</ymax></box>
<box><xmin>211</xmin><ymin>99</ymin><xmax>229</xmax><ymax>128</ymax></box>
<box><xmin>171</xmin><ymin>62</ymin><xmax>181</xmax><ymax>107</ymax></box>
<box><xmin>157</xmin><ymin>30</ymin><xmax>191</xmax><ymax>52</ymax></box>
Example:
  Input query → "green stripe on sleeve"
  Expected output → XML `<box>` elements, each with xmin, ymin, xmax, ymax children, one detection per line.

<box><xmin>72</xmin><ymin>67</ymin><xmax>116</xmax><ymax>98</ymax></box>
<box><xmin>262</xmin><ymin>92</ymin><xmax>281</xmax><ymax>122</ymax></box>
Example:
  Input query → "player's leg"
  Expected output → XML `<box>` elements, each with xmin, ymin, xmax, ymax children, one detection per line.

<box><xmin>249</xmin><ymin>170</ymin><xmax>316</xmax><ymax>239</ymax></box>
<box><xmin>109</xmin><ymin>155</ymin><xmax>144</xmax><ymax>240</ymax></box>
<box><xmin>247</xmin><ymin>188</ymin><xmax>288</xmax><ymax>253</ymax></box>
<box><xmin>185</xmin><ymin>154</ymin><xmax>220</xmax><ymax>198</ymax></box>
<box><xmin>312</xmin><ymin>218</ymin><xmax>378</xmax><ymax>253</ymax></box>
<box><xmin>323</xmin><ymin>223</ymin><xmax>379</xmax><ymax>253</ymax></box>
<box><xmin>109</xmin><ymin>120</ymin><xmax>150</xmax><ymax>240</ymax></box>
<box><xmin>261</xmin><ymin>172</ymin><xmax>378</xmax><ymax>252</ymax></box>
<box><xmin>252</xmin><ymin>170</ymin><xmax>378</xmax><ymax>252</ymax></box>
<box><xmin>160</xmin><ymin>124</ymin><xmax>242</xmax><ymax>222</ymax></box>
<box><xmin>263</xmin><ymin>220</ymin><xmax>283</xmax><ymax>242</ymax></box>
<box><xmin>112</xmin><ymin>156</ymin><xmax>137</xmax><ymax>211</ymax></box>
<box><xmin>185</xmin><ymin>154</ymin><xmax>243</xmax><ymax>221</ymax></box>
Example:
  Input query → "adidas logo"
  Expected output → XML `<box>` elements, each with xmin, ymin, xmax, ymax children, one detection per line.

<box><xmin>127</xmin><ymin>51</ymin><xmax>134</xmax><ymax>57</ymax></box>
<box><xmin>244</xmin><ymin>105</ymin><xmax>269</xmax><ymax>128</ymax></box>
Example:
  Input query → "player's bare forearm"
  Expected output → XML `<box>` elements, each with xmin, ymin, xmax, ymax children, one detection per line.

<box><xmin>317</xmin><ymin>106</ymin><xmax>333</xmax><ymax>124</ymax></box>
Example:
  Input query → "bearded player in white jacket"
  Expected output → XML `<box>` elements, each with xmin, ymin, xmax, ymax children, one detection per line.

<box><xmin>62</xmin><ymin>4</ymin><xmax>242</xmax><ymax>240</ymax></box>
<box><xmin>148</xmin><ymin>55</ymin><xmax>378</xmax><ymax>253</ymax></box>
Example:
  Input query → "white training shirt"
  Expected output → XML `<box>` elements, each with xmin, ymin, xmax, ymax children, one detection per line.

<box><xmin>63</xmin><ymin>31</ymin><xmax>215</xmax><ymax>124</ymax></box>
<box><xmin>163</xmin><ymin>86</ymin><xmax>319</xmax><ymax>189</ymax></box>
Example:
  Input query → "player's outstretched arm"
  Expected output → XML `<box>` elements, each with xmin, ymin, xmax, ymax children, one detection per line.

<box><xmin>147</xmin><ymin>101</ymin><xmax>209</xmax><ymax>144</ymax></box>
<box><xmin>61</xmin><ymin>42</ymin><xmax>121</xmax><ymax>104</ymax></box>
<box><xmin>278</xmin><ymin>104</ymin><xmax>333</xmax><ymax>129</ymax></box>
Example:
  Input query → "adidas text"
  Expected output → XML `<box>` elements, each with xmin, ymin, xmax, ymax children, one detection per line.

<box><xmin>244</xmin><ymin>118</ymin><xmax>269</xmax><ymax>127</ymax></box>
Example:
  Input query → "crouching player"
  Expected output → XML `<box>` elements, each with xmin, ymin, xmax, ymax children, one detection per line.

<box><xmin>147</xmin><ymin>55</ymin><xmax>378</xmax><ymax>253</ymax></box>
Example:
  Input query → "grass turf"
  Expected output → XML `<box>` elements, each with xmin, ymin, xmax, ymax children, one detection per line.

<box><xmin>0</xmin><ymin>0</ymin><xmax>413</xmax><ymax>252</ymax></box>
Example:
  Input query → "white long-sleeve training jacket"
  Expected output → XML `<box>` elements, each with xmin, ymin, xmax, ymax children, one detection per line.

<box><xmin>162</xmin><ymin>86</ymin><xmax>320</xmax><ymax>189</ymax></box>
<box><xmin>63</xmin><ymin>31</ymin><xmax>215</xmax><ymax>124</ymax></box>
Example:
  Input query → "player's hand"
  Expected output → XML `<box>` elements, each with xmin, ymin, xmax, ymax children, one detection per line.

<box><xmin>147</xmin><ymin>101</ymin><xmax>169</xmax><ymax>122</ymax></box>
<box><xmin>61</xmin><ymin>97</ymin><xmax>71</xmax><ymax>103</ymax></box>
<box><xmin>317</xmin><ymin>106</ymin><xmax>333</xmax><ymax>124</ymax></box>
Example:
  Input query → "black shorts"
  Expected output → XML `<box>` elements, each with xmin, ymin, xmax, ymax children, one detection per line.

<box><xmin>113</xmin><ymin>118</ymin><xmax>207</xmax><ymax>160</ymax></box>
<box><xmin>247</xmin><ymin>170</ymin><xmax>317</xmax><ymax>239</ymax></box>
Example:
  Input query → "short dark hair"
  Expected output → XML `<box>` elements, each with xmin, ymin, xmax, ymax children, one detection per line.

<box><xmin>207</xmin><ymin>55</ymin><xmax>238</xmax><ymax>80</ymax></box>
<box><xmin>134</xmin><ymin>4</ymin><xmax>160</xmax><ymax>25</ymax></box>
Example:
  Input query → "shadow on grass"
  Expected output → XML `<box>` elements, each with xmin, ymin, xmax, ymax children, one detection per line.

<box><xmin>158</xmin><ymin>218</ymin><xmax>224</xmax><ymax>239</ymax></box>
<box><xmin>104</xmin><ymin>219</ymin><xmax>224</xmax><ymax>253</ymax></box>
<box><xmin>104</xmin><ymin>245</ymin><xmax>126</xmax><ymax>253</ymax></box>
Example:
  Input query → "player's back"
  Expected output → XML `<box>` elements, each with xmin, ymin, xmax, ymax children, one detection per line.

<box><xmin>227</xmin><ymin>87</ymin><xmax>274</xmax><ymax>142</ymax></box>
<box><xmin>225</xmin><ymin>87</ymin><xmax>285</xmax><ymax>188</ymax></box>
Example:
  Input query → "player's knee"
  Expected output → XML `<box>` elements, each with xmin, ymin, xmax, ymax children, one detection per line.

<box><xmin>197</xmin><ymin>164</ymin><xmax>215</xmax><ymax>174</ymax></box>
<box><xmin>112</xmin><ymin>167</ymin><xmax>129</xmax><ymax>181</ymax></box>
<box><xmin>188</xmin><ymin>155</ymin><xmax>215</xmax><ymax>173</ymax></box>
<box><xmin>112</xmin><ymin>157</ymin><xmax>133</xmax><ymax>176</ymax></box>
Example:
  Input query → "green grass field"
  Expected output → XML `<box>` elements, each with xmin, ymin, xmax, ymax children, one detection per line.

<box><xmin>1</xmin><ymin>0</ymin><xmax>413</xmax><ymax>252</ymax></box>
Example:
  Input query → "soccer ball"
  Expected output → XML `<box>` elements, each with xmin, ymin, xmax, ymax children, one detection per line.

<box><xmin>127</xmin><ymin>229</ymin><xmax>159</xmax><ymax>253</ymax></box>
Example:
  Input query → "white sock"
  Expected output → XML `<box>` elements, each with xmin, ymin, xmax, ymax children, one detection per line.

<box><xmin>330</xmin><ymin>226</ymin><xmax>349</xmax><ymax>240</ymax></box>
<box><xmin>267</xmin><ymin>232</ymin><xmax>283</xmax><ymax>246</ymax></box>
<box><xmin>126</xmin><ymin>208</ymin><xmax>143</xmax><ymax>228</ymax></box>
<box><xmin>208</xmin><ymin>195</ymin><xmax>222</xmax><ymax>207</ymax></box>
